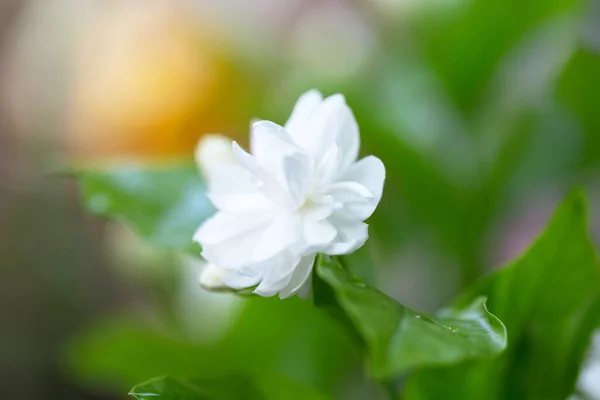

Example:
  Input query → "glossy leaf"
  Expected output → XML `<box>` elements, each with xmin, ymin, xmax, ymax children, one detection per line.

<box><xmin>129</xmin><ymin>375</ymin><xmax>330</xmax><ymax>400</ymax></box>
<box><xmin>405</xmin><ymin>190</ymin><xmax>600</xmax><ymax>399</ymax></box>
<box><xmin>129</xmin><ymin>377</ymin><xmax>209</xmax><ymax>400</ymax></box>
<box><xmin>314</xmin><ymin>255</ymin><xmax>507</xmax><ymax>378</ymax></box>
<box><xmin>75</xmin><ymin>162</ymin><xmax>213</xmax><ymax>252</ymax></box>
<box><xmin>129</xmin><ymin>376</ymin><xmax>260</xmax><ymax>400</ymax></box>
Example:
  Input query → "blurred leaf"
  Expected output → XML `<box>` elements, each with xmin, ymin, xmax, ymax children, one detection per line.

<box><xmin>480</xmin><ymin>15</ymin><xmax>576</xmax><ymax>121</ymax></box>
<box><xmin>405</xmin><ymin>190</ymin><xmax>600</xmax><ymax>399</ymax></box>
<box><xmin>483</xmin><ymin>101</ymin><xmax>582</xmax><ymax>207</ymax></box>
<box><xmin>557</xmin><ymin>48</ymin><xmax>600</xmax><ymax>168</ymax></box>
<box><xmin>64</xmin><ymin>320</ymin><xmax>225</xmax><ymax>391</ymax></box>
<box><xmin>75</xmin><ymin>162</ymin><xmax>213</xmax><ymax>252</ymax></box>
<box><xmin>65</xmin><ymin>295</ymin><xmax>358</xmax><ymax>395</ymax></box>
<box><xmin>129</xmin><ymin>374</ymin><xmax>330</xmax><ymax>400</ymax></box>
<box><xmin>367</xmin><ymin>58</ymin><xmax>473</xmax><ymax>183</ymax></box>
<box><xmin>313</xmin><ymin>255</ymin><xmax>507</xmax><ymax>379</ymax></box>
<box><xmin>255</xmin><ymin>373</ymin><xmax>332</xmax><ymax>400</ymax></box>
<box><xmin>475</xmin><ymin>16</ymin><xmax>581</xmax><ymax>204</ymax></box>
<box><xmin>357</xmin><ymin>118</ymin><xmax>484</xmax><ymax>283</ymax></box>
<box><xmin>410</xmin><ymin>0</ymin><xmax>580</xmax><ymax>112</ymax></box>
<box><xmin>355</xmin><ymin>98</ymin><xmax>471</xmax><ymax>247</ymax></box>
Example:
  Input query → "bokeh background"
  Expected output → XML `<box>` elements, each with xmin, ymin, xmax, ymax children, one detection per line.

<box><xmin>1</xmin><ymin>0</ymin><xmax>600</xmax><ymax>399</ymax></box>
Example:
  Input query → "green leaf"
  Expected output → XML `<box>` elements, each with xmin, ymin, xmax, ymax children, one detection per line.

<box><xmin>75</xmin><ymin>161</ymin><xmax>213</xmax><ymax>252</ymax></box>
<box><xmin>129</xmin><ymin>376</ymin><xmax>210</xmax><ymax>400</ymax></box>
<box><xmin>129</xmin><ymin>374</ymin><xmax>330</xmax><ymax>400</ymax></box>
<box><xmin>409</xmin><ymin>0</ymin><xmax>579</xmax><ymax>113</ymax></box>
<box><xmin>129</xmin><ymin>376</ymin><xmax>262</xmax><ymax>400</ymax></box>
<box><xmin>314</xmin><ymin>255</ymin><xmax>507</xmax><ymax>378</ymax></box>
<box><xmin>405</xmin><ymin>190</ymin><xmax>600</xmax><ymax>400</ymax></box>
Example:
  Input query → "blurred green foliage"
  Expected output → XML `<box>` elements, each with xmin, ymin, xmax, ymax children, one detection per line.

<box><xmin>77</xmin><ymin>163</ymin><xmax>213</xmax><ymax>253</ymax></box>
<box><xmin>65</xmin><ymin>296</ymin><xmax>360</xmax><ymax>397</ymax></box>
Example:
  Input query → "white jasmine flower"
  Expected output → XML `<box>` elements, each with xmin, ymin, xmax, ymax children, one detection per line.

<box><xmin>194</xmin><ymin>90</ymin><xmax>385</xmax><ymax>298</ymax></box>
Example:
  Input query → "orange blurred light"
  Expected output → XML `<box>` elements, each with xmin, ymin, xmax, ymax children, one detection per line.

<box><xmin>65</xmin><ymin>1</ymin><xmax>237</xmax><ymax>162</ymax></box>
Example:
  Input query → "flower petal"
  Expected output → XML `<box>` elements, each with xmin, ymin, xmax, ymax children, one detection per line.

<box><xmin>323</xmin><ymin>217</ymin><xmax>369</xmax><ymax>255</ymax></box>
<box><xmin>193</xmin><ymin>211</ymin><xmax>270</xmax><ymax>246</ymax></box>
<box><xmin>295</xmin><ymin>94</ymin><xmax>342</xmax><ymax>155</ymax></box>
<box><xmin>199</xmin><ymin>215</ymin><xmax>271</xmax><ymax>269</ymax></box>
<box><xmin>322</xmin><ymin>181</ymin><xmax>374</xmax><ymax>221</ymax></box>
<box><xmin>343</xmin><ymin>155</ymin><xmax>385</xmax><ymax>206</ymax></box>
<box><xmin>232</xmin><ymin>141</ymin><xmax>286</xmax><ymax>204</ymax></box>
<box><xmin>282</xmin><ymin>154</ymin><xmax>311</xmax><ymax>209</ymax></box>
<box><xmin>252</xmin><ymin>251</ymin><xmax>301</xmax><ymax>297</ymax></box>
<box><xmin>323</xmin><ymin>156</ymin><xmax>386</xmax><ymax>221</ymax></box>
<box><xmin>207</xmin><ymin>164</ymin><xmax>273</xmax><ymax>214</ymax></box>
<box><xmin>250</xmin><ymin>121</ymin><xmax>312</xmax><ymax>208</ymax></box>
<box><xmin>302</xmin><ymin>194</ymin><xmax>335</xmax><ymax>221</ymax></box>
<box><xmin>333</xmin><ymin>105</ymin><xmax>360</xmax><ymax>173</ymax></box>
<box><xmin>299</xmin><ymin>94</ymin><xmax>359</xmax><ymax>172</ymax></box>
<box><xmin>278</xmin><ymin>254</ymin><xmax>315</xmax><ymax>299</ymax></box>
<box><xmin>284</xmin><ymin>89</ymin><xmax>323</xmax><ymax>138</ymax></box>
<box><xmin>313</xmin><ymin>143</ymin><xmax>341</xmax><ymax>187</ymax></box>
<box><xmin>199</xmin><ymin>263</ymin><xmax>259</xmax><ymax>290</ymax></box>
<box><xmin>220</xmin><ymin>270</ymin><xmax>260</xmax><ymax>289</ymax></box>
<box><xmin>252</xmin><ymin>213</ymin><xmax>302</xmax><ymax>263</ymax></box>
<box><xmin>250</xmin><ymin>121</ymin><xmax>298</xmax><ymax>168</ymax></box>
<box><xmin>300</xmin><ymin>217</ymin><xmax>337</xmax><ymax>254</ymax></box>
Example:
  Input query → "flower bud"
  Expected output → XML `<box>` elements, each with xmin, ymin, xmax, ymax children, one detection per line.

<box><xmin>195</xmin><ymin>134</ymin><xmax>236</xmax><ymax>180</ymax></box>
<box><xmin>198</xmin><ymin>263</ymin><xmax>229</xmax><ymax>290</ymax></box>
